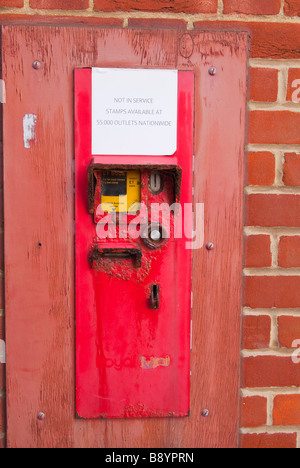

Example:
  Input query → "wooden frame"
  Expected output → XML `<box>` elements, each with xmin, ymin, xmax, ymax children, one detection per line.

<box><xmin>2</xmin><ymin>25</ymin><xmax>248</xmax><ymax>448</ymax></box>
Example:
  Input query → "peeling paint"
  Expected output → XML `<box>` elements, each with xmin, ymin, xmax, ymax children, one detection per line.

<box><xmin>23</xmin><ymin>114</ymin><xmax>37</xmax><ymax>149</ymax></box>
<box><xmin>140</xmin><ymin>355</ymin><xmax>170</xmax><ymax>369</ymax></box>
<box><xmin>89</xmin><ymin>244</ymin><xmax>153</xmax><ymax>283</ymax></box>
<box><xmin>0</xmin><ymin>79</ymin><xmax>6</xmax><ymax>104</ymax></box>
<box><xmin>0</xmin><ymin>340</ymin><xmax>5</xmax><ymax>364</ymax></box>
<box><xmin>123</xmin><ymin>402</ymin><xmax>175</xmax><ymax>418</ymax></box>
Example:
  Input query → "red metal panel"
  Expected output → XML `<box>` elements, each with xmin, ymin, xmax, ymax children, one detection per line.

<box><xmin>75</xmin><ymin>69</ymin><xmax>194</xmax><ymax>418</ymax></box>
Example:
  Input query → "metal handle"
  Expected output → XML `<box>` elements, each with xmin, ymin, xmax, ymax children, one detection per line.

<box><xmin>89</xmin><ymin>246</ymin><xmax>142</xmax><ymax>268</ymax></box>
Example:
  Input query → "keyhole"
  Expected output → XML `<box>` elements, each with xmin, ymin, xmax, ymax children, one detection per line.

<box><xmin>150</xmin><ymin>284</ymin><xmax>160</xmax><ymax>310</ymax></box>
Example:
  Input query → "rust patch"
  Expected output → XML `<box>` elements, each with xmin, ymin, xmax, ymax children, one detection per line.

<box><xmin>88</xmin><ymin>244</ymin><xmax>154</xmax><ymax>283</ymax></box>
<box><xmin>89</xmin><ymin>245</ymin><xmax>142</xmax><ymax>268</ymax></box>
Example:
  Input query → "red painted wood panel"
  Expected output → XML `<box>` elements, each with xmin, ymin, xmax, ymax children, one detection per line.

<box><xmin>1</xmin><ymin>25</ymin><xmax>248</xmax><ymax>448</ymax></box>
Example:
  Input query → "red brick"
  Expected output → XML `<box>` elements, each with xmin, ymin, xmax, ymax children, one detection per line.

<box><xmin>94</xmin><ymin>0</ymin><xmax>218</xmax><ymax>13</ymax></box>
<box><xmin>246</xmin><ymin>194</ymin><xmax>300</xmax><ymax>227</ymax></box>
<box><xmin>250</xmin><ymin>68</ymin><xmax>278</xmax><ymax>102</ymax></box>
<box><xmin>278</xmin><ymin>316</ymin><xmax>300</xmax><ymax>348</ymax></box>
<box><xmin>244</xmin><ymin>235</ymin><xmax>272</xmax><ymax>268</ymax></box>
<box><xmin>244</xmin><ymin>276</ymin><xmax>300</xmax><ymax>309</ymax></box>
<box><xmin>223</xmin><ymin>0</ymin><xmax>281</xmax><ymax>15</ymax></box>
<box><xmin>285</xmin><ymin>0</ymin><xmax>300</xmax><ymax>16</ymax></box>
<box><xmin>194</xmin><ymin>21</ymin><xmax>300</xmax><ymax>59</ymax></box>
<box><xmin>240</xmin><ymin>432</ymin><xmax>297</xmax><ymax>448</ymax></box>
<box><xmin>249</xmin><ymin>111</ymin><xmax>300</xmax><ymax>145</ymax></box>
<box><xmin>278</xmin><ymin>236</ymin><xmax>300</xmax><ymax>268</ymax></box>
<box><xmin>128</xmin><ymin>18</ymin><xmax>187</xmax><ymax>29</ymax></box>
<box><xmin>273</xmin><ymin>394</ymin><xmax>300</xmax><ymax>425</ymax></box>
<box><xmin>286</xmin><ymin>69</ymin><xmax>300</xmax><ymax>102</ymax></box>
<box><xmin>0</xmin><ymin>0</ymin><xmax>23</xmax><ymax>6</ymax></box>
<box><xmin>283</xmin><ymin>153</ymin><xmax>300</xmax><ymax>186</ymax></box>
<box><xmin>243</xmin><ymin>315</ymin><xmax>271</xmax><ymax>350</ymax></box>
<box><xmin>240</xmin><ymin>396</ymin><xmax>267</xmax><ymax>427</ymax></box>
<box><xmin>242</xmin><ymin>356</ymin><xmax>300</xmax><ymax>387</ymax></box>
<box><xmin>247</xmin><ymin>152</ymin><xmax>275</xmax><ymax>186</ymax></box>
<box><xmin>29</xmin><ymin>0</ymin><xmax>89</xmax><ymax>9</ymax></box>
<box><xmin>0</xmin><ymin>14</ymin><xmax>123</xmax><ymax>26</ymax></box>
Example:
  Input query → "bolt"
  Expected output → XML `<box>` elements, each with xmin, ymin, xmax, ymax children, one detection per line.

<box><xmin>209</xmin><ymin>67</ymin><xmax>217</xmax><ymax>76</ymax></box>
<box><xmin>37</xmin><ymin>412</ymin><xmax>45</xmax><ymax>421</ymax></box>
<box><xmin>150</xmin><ymin>229</ymin><xmax>161</xmax><ymax>241</ymax></box>
<box><xmin>201</xmin><ymin>409</ymin><xmax>210</xmax><ymax>417</ymax></box>
<box><xmin>206</xmin><ymin>242</ymin><xmax>215</xmax><ymax>250</ymax></box>
<box><xmin>32</xmin><ymin>61</ymin><xmax>41</xmax><ymax>70</ymax></box>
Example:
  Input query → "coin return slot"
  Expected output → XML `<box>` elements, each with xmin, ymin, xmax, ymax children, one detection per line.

<box><xmin>149</xmin><ymin>171</ymin><xmax>163</xmax><ymax>194</ymax></box>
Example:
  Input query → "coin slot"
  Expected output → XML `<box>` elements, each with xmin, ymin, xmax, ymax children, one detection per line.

<box><xmin>149</xmin><ymin>171</ymin><xmax>163</xmax><ymax>194</ymax></box>
<box><xmin>143</xmin><ymin>224</ymin><xmax>168</xmax><ymax>250</ymax></box>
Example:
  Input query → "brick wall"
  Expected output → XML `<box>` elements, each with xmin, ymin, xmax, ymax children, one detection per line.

<box><xmin>1</xmin><ymin>0</ymin><xmax>300</xmax><ymax>449</ymax></box>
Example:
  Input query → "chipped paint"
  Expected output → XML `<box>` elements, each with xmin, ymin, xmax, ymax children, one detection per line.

<box><xmin>0</xmin><ymin>79</ymin><xmax>6</xmax><ymax>104</ymax></box>
<box><xmin>23</xmin><ymin>114</ymin><xmax>37</xmax><ymax>149</ymax></box>
<box><xmin>89</xmin><ymin>244</ymin><xmax>153</xmax><ymax>283</ymax></box>
<box><xmin>123</xmin><ymin>402</ymin><xmax>175</xmax><ymax>418</ymax></box>
<box><xmin>140</xmin><ymin>355</ymin><xmax>170</xmax><ymax>370</ymax></box>
<box><xmin>0</xmin><ymin>340</ymin><xmax>5</xmax><ymax>364</ymax></box>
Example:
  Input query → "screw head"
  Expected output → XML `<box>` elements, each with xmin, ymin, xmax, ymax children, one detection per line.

<box><xmin>206</xmin><ymin>242</ymin><xmax>215</xmax><ymax>250</ymax></box>
<box><xmin>37</xmin><ymin>412</ymin><xmax>45</xmax><ymax>420</ymax></box>
<box><xmin>32</xmin><ymin>61</ymin><xmax>41</xmax><ymax>70</ymax></box>
<box><xmin>201</xmin><ymin>409</ymin><xmax>210</xmax><ymax>417</ymax></box>
<box><xmin>209</xmin><ymin>67</ymin><xmax>217</xmax><ymax>76</ymax></box>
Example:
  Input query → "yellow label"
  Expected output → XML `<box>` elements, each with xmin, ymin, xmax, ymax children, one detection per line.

<box><xmin>101</xmin><ymin>170</ymin><xmax>141</xmax><ymax>213</ymax></box>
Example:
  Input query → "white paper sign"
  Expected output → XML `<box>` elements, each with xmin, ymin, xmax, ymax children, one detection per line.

<box><xmin>92</xmin><ymin>68</ymin><xmax>178</xmax><ymax>156</ymax></box>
